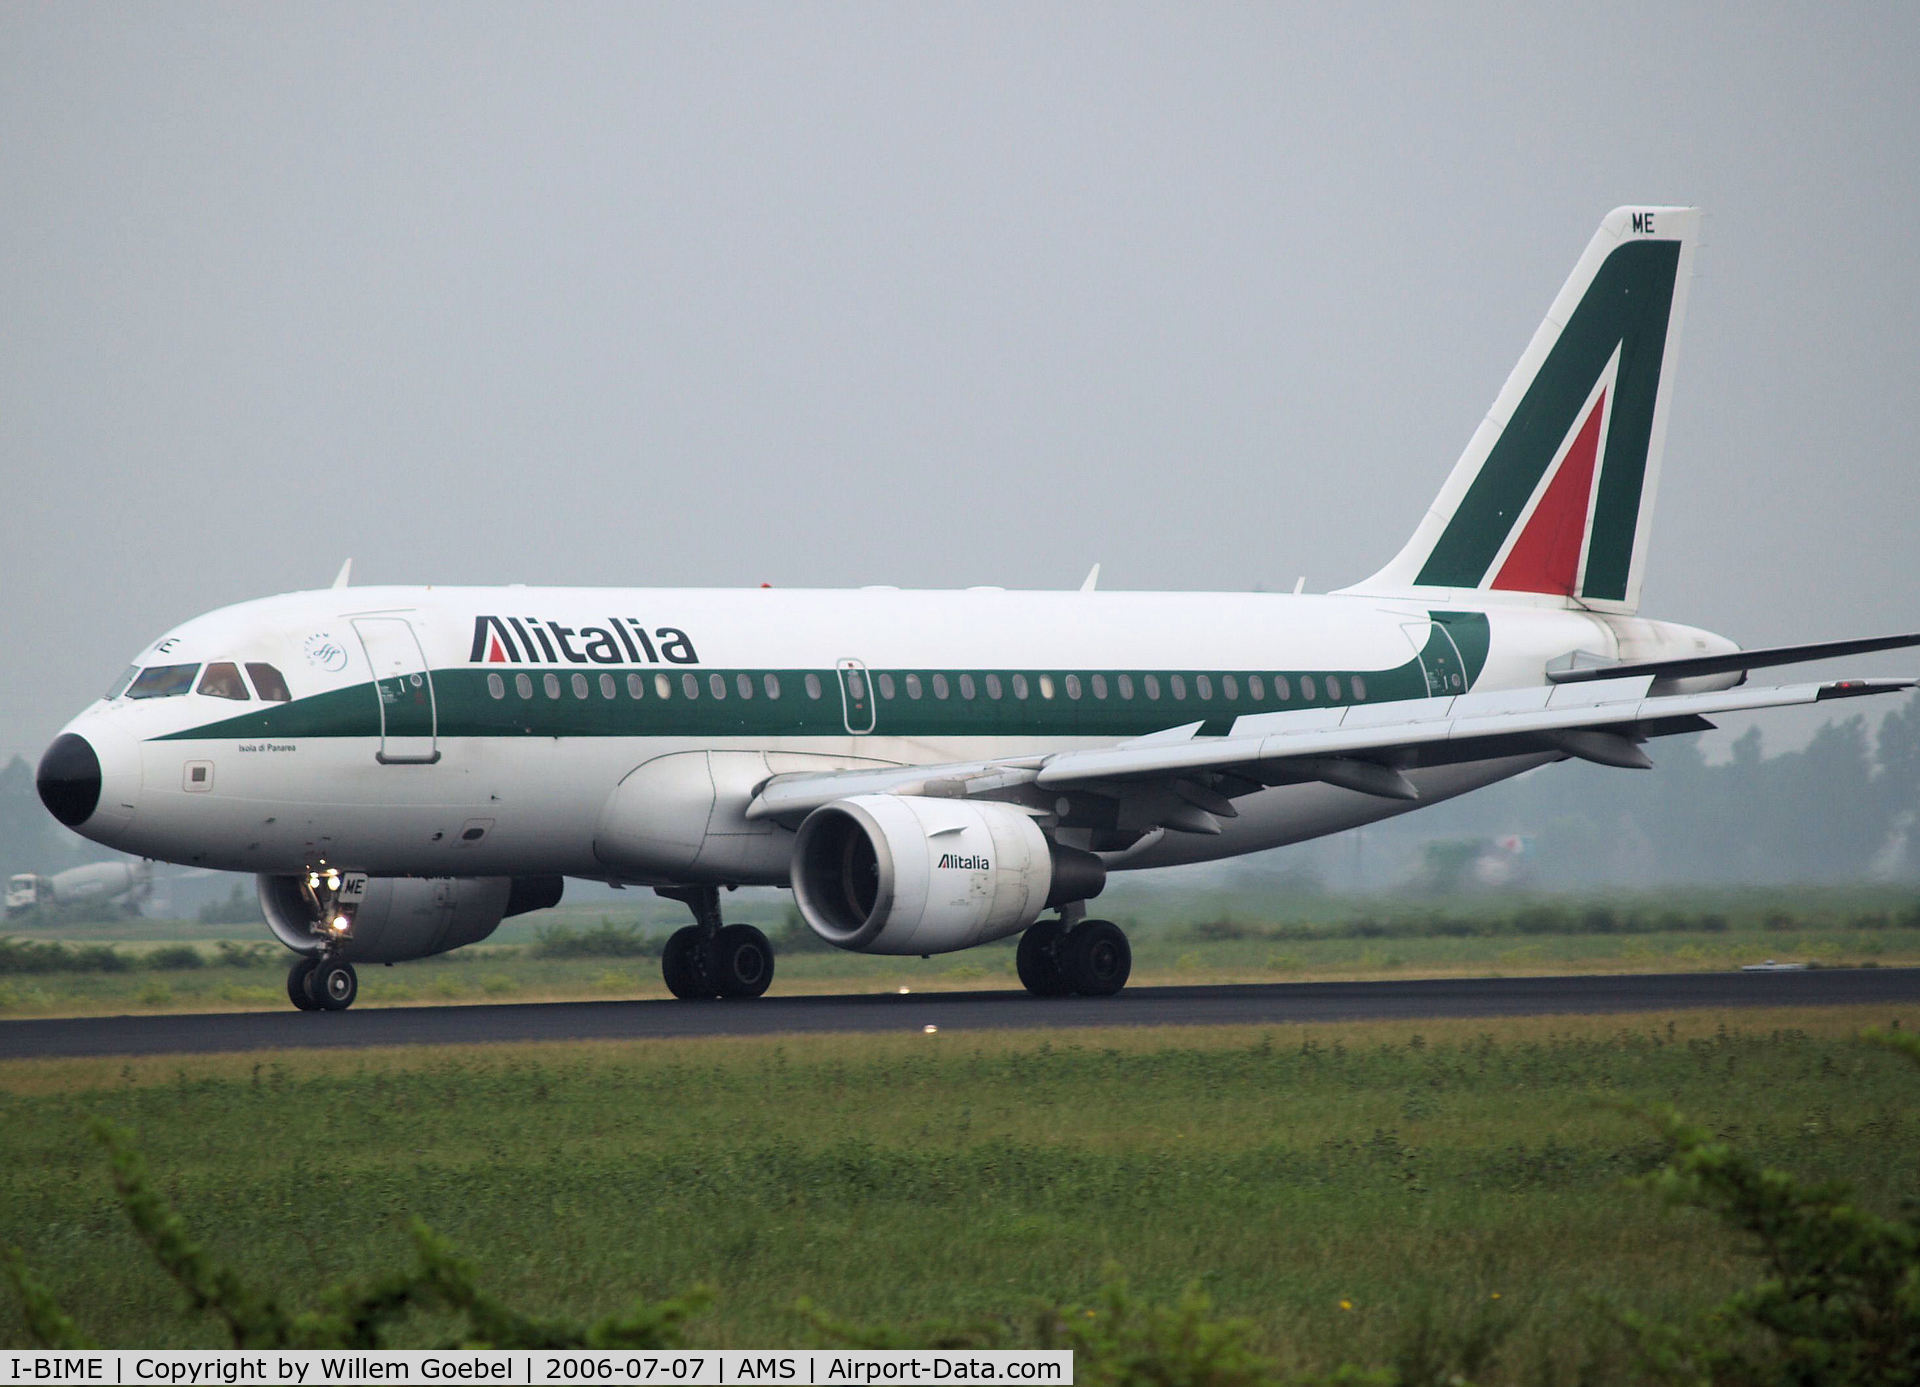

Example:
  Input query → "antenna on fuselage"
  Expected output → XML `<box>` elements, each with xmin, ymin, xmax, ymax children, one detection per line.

<box><xmin>1079</xmin><ymin>563</ymin><xmax>1100</xmax><ymax>592</ymax></box>
<box><xmin>331</xmin><ymin>558</ymin><xmax>353</xmax><ymax>589</ymax></box>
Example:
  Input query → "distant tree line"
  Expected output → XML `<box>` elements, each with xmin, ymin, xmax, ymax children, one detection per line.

<box><xmin>1358</xmin><ymin>702</ymin><xmax>1920</xmax><ymax>888</ymax></box>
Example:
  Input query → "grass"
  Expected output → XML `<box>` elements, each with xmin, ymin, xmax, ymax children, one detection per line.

<box><xmin>2</xmin><ymin>886</ymin><xmax>1919</xmax><ymax>1017</ymax></box>
<box><xmin>3</xmin><ymin>1004</ymin><xmax>1919</xmax><ymax>1378</ymax></box>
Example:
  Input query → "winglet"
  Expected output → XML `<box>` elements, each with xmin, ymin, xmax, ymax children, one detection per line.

<box><xmin>1079</xmin><ymin>563</ymin><xmax>1101</xmax><ymax>593</ymax></box>
<box><xmin>331</xmin><ymin>558</ymin><xmax>353</xmax><ymax>590</ymax></box>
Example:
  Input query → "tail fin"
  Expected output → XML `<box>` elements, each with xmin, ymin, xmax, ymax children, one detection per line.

<box><xmin>1343</xmin><ymin>206</ymin><xmax>1700</xmax><ymax>614</ymax></box>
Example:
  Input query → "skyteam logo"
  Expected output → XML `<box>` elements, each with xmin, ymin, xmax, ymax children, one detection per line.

<box><xmin>470</xmin><ymin>616</ymin><xmax>701</xmax><ymax>666</ymax></box>
<box><xmin>937</xmin><ymin>853</ymin><xmax>990</xmax><ymax>870</ymax></box>
<box><xmin>303</xmin><ymin>633</ymin><xmax>349</xmax><ymax>672</ymax></box>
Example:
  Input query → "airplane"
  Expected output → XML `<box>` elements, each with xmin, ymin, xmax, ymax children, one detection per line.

<box><xmin>33</xmin><ymin>206</ymin><xmax>1919</xmax><ymax>1012</ymax></box>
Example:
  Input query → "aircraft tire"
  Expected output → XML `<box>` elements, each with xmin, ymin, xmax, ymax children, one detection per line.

<box><xmin>1016</xmin><ymin>918</ymin><xmax>1073</xmax><ymax>997</ymax></box>
<box><xmin>662</xmin><ymin>926</ymin><xmax>715</xmax><ymax>1000</ymax></box>
<box><xmin>713</xmin><ymin>923</ymin><xmax>775</xmax><ymax>998</ymax></box>
<box><xmin>312</xmin><ymin>959</ymin><xmax>358</xmax><ymax>1011</ymax></box>
<box><xmin>1060</xmin><ymin>919</ymin><xmax>1131</xmax><ymax>997</ymax></box>
<box><xmin>287</xmin><ymin>957</ymin><xmax>321</xmax><ymax>1011</ymax></box>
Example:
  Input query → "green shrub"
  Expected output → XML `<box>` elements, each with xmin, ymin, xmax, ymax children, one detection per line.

<box><xmin>1621</xmin><ymin>1028</ymin><xmax>1920</xmax><ymax>1385</ymax></box>
<box><xmin>531</xmin><ymin>920</ymin><xmax>659</xmax><ymax>959</ymax></box>
<box><xmin>0</xmin><ymin>937</ymin><xmax>132</xmax><ymax>975</ymax></box>
<box><xmin>1</xmin><ymin>1121</ymin><xmax>707</xmax><ymax>1349</ymax></box>
<box><xmin>144</xmin><ymin>945</ymin><xmax>205</xmax><ymax>971</ymax></box>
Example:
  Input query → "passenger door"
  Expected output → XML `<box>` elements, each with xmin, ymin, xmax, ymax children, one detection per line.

<box><xmin>353</xmin><ymin>617</ymin><xmax>440</xmax><ymax>764</ymax></box>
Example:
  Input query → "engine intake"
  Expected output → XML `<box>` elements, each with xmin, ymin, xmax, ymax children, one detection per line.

<box><xmin>791</xmin><ymin>795</ymin><xmax>1104</xmax><ymax>955</ymax></box>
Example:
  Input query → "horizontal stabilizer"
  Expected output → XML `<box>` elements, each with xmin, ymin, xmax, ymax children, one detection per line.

<box><xmin>1546</xmin><ymin>632</ymin><xmax>1920</xmax><ymax>685</ymax></box>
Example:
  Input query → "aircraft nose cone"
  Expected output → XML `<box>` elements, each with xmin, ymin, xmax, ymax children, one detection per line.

<box><xmin>37</xmin><ymin>733</ymin><xmax>102</xmax><ymax>827</ymax></box>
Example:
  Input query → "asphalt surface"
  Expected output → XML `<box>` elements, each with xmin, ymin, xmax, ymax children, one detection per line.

<box><xmin>4</xmin><ymin>968</ymin><xmax>1918</xmax><ymax>1060</ymax></box>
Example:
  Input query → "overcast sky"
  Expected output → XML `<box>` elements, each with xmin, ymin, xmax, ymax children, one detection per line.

<box><xmin>4</xmin><ymin>3</ymin><xmax>1916</xmax><ymax>770</ymax></box>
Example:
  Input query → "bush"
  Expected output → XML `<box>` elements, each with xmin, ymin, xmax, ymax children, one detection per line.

<box><xmin>145</xmin><ymin>945</ymin><xmax>205</xmax><ymax>971</ymax></box>
<box><xmin>0</xmin><ymin>937</ymin><xmax>132</xmax><ymax>975</ymax></box>
<box><xmin>1621</xmin><ymin>1028</ymin><xmax>1920</xmax><ymax>1385</ymax></box>
<box><xmin>213</xmin><ymin>940</ymin><xmax>271</xmax><ymax>968</ymax></box>
<box><xmin>531</xmin><ymin>920</ymin><xmax>659</xmax><ymax>959</ymax></box>
<box><xmin>1</xmin><ymin>1121</ymin><xmax>706</xmax><ymax>1349</ymax></box>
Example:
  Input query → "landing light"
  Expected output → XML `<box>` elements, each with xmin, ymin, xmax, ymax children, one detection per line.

<box><xmin>329</xmin><ymin>915</ymin><xmax>351</xmax><ymax>933</ymax></box>
<box><xmin>307</xmin><ymin>873</ymin><xmax>320</xmax><ymax>889</ymax></box>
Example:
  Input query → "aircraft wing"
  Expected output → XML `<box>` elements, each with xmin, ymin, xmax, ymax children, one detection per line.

<box><xmin>745</xmin><ymin>674</ymin><xmax>1915</xmax><ymax>830</ymax></box>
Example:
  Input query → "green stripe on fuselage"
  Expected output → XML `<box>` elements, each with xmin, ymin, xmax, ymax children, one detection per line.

<box><xmin>155</xmin><ymin>617</ymin><xmax>1482</xmax><ymax>743</ymax></box>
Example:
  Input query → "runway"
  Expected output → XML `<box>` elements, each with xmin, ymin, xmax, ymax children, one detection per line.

<box><xmin>4</xmin><ymin>967</ymin><xmax>1919</xmax><ymax>1060</ymax></box>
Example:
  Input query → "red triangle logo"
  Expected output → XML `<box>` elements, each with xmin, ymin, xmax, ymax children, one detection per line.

<box><xmin>487</xmin><ymin>635</ymin><xmax>509</xmax><ymax>663</ymax></box>
<box><xmin>1491</xmin><ymin>390</ymin><xmax>1606</xmax><ymax>596</ymax></box>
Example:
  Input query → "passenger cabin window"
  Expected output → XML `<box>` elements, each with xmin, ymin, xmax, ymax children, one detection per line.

<box><xmin>126</xmin><ymin>664</ymin><xmax>199</xmax><ymax>699</ymax></box>
<box><xmin>245</xmin><ymin>663</ymin><xmax>291</xmax><ymax>702</ymax></box>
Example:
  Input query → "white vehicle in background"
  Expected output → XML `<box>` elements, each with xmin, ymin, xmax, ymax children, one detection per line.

<box><xmin>4</xmin><ymin>859</ymin><xmax>153</xmax><ymax>919</ymax></box>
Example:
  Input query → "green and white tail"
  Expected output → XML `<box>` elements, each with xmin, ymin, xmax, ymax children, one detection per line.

<box><xmin>1344</xmin><ymin>206</ymin><xmax>1700</xmax><ymax>615</ymax></box>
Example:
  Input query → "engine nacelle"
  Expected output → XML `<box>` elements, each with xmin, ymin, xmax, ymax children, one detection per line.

<box><xmin>258</xmin><ymin>874</ymin><xmax>562</xmax><ymax>963</ymax></box>
<box><xmin>791</xmin><ymin>795</ymin><xmax>1104</xmax><ymax>955</ymax></box>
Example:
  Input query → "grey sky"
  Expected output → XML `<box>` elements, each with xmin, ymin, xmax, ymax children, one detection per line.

<box><xmin>4</xmin><ymin>3</ymin><xmax>1917</xmax><ymax>770</ymax></box>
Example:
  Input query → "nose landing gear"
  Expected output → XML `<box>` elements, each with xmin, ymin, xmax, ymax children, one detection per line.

<box><xmin>287</xmin><ymin>955</ymin><xmax>358</xmax><ymax>1011</ymax></box>
<box><xmin>284</xmin><ymin>866</ymin><xmax>365</xmax><ymax>1012</ymax></box>
<box><xmin>657</xmin><ymin>886</ymin><xmax>775</xmax><ymax>999</ymax></box>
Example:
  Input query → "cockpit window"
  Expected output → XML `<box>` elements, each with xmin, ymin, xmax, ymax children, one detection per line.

<box><xmin>125</xmin><ymin>664</ymin><xmax>200</xmax><ymax>699</ymax></box>
<box><xmin>104</xmin><ymin>665</ymin><xmax>140</xmax><ymax>701</ymax></box>
<box><xmin>197</xmin><ymin>663</ymin><xmax>250</xmax><ymax>701</ymax></box>
<box><xmin>246</xmin><ymin>663</ymin><xmax>292</xmax><ymax>702</ymax></box>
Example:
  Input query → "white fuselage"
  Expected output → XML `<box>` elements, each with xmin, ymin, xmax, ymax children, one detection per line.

<box><xmin>50</xmin><ymin>584</ymin><xmax>1734</xmax><ymax>884</ymax></box>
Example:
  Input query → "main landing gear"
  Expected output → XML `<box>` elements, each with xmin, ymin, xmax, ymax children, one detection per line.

<box><xmin>1017</xmin><ymin>915</ymin><xmax>1132</xmax><ymax>997</ymax></box>
<box><xmin>657</xmin><ymin>886</ymin><xmax>774</xmax><ymax>1000</ymax></box>
<box><xmin>287</xmin><ymin>954</ymin><xmax>358</xmax><ymax>1011</ymax></box>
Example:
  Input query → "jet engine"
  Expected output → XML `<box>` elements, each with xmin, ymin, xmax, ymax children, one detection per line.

<box><xmin>258</xmin><ymin>874</ymin><xmax>563</xmax><ymax>964</ymax></box>
<box><xmin>790</xmin><ymin>795</ymin><xmax>1104</xmax><ymax>955</ymax></box>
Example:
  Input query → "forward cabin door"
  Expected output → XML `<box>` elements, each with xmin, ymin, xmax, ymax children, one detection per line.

<box><xmin>835</xmin><ymin>658</ymin><xmax>876</xmax><ymax>735</ymax></box>
<box><xmin>353</xmin><ymin>617</ymin><xmax>441</xmax><ymax>764</ymax></box>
